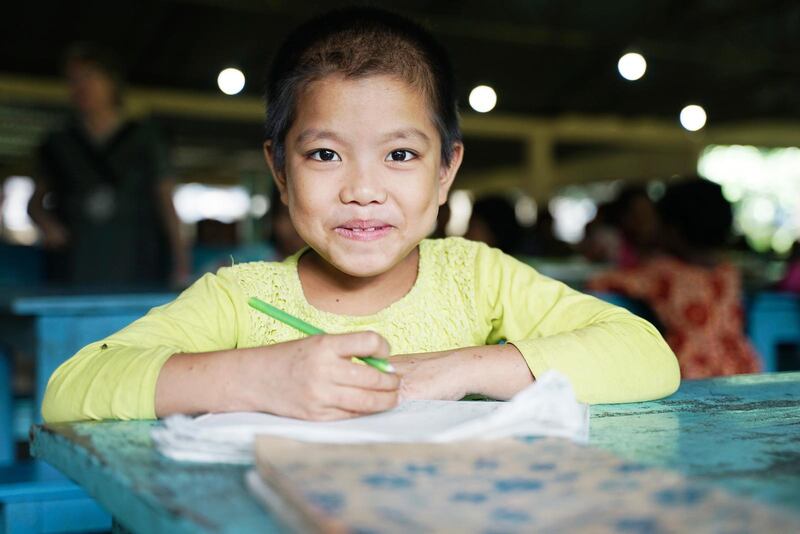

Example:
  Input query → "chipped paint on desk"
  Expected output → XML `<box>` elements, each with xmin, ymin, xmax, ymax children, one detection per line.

<box><xmin>590</xmin><ymin>372</ymin><xmax>800</xmax><ymax>511</ymax></box>
<box><xmin>29</xmin><ymin>372</ymin><xmax>800</xmax><ymax>533</ymax></box>
<box><xmin>32</xmin><ymin>421</ymin><xmax>278</xmax><ymax>534</ymax></box>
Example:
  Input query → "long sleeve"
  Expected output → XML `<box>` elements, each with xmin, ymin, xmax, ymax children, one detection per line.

<box><xmin>42</xmin><ymin>269</ymin><xmax>250</xmax><ymax>422</ymax></box>
<box><xmin>475</xmin><ymin>245</ymin><xmax>680</xmax><ymax>404</ymax></box>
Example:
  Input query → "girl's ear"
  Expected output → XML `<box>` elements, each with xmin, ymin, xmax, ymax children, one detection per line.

<box><xmin>437</xmin><ymin>142</ymin><xmax>464</xmax><ymax>205</ymax></box>
<box><xmin>263</xmin><ymin>141</ymin><xmax>289</xmax><ymax>205</ymax></box>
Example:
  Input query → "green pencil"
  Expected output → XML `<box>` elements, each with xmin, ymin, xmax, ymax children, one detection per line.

<box><xmin>247</xmin><ymin>297</ymin><xmax>395</xmax><ymax>374</ymax></box>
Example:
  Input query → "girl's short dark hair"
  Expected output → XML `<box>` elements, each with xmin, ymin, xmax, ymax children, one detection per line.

<box><xmin>264</xmin><ymin>7</ymin><xmax>461</xmax><ymax>171</ymax></box>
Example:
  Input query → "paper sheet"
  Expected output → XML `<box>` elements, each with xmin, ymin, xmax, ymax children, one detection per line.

<box><xmin>152</xmin><ymin>370</ymin><xmax>589</xmax><ymax>464</ymax></box>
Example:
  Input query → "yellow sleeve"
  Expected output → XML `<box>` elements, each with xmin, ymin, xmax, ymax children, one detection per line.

<box><xmin>475</xmin><ymin>244</ymin><xmax>680</xmax><ymax>404</ymax></box>
<box><xmin>41</xmin><ymin>268</ymin><xmax>250</xmax><ymax>422</ymax></box>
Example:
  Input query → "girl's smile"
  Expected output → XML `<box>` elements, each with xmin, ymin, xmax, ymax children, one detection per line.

<box><xmin>334</xmin><ymin>219</ymin><xmax>394</xmax><ymax>241</ymax></box>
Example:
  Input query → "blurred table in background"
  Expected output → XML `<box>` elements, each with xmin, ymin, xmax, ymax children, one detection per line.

<box><xmin>0</xmin><ymin>290</ymin><xmax>174</xmax><ymax>533</ymax></box>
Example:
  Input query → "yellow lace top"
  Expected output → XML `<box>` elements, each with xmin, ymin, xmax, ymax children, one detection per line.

<box><xmin>42</xmin><ymin>238</ymin><xmax>680</xmax><ymax>422</ymax></box>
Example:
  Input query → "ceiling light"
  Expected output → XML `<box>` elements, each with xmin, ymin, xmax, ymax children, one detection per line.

<box><xmin>679</xmin><ymin>104</ymin><xmax>707</xmax><ymax>131</ymax></box>
<box><xmin>469</xmin><ymin>85</ymin><xmax>497</xmax><ymax>113</ymax></box>
<box><xmin>217</xmin><ymin>68</ymin><xmax>245</xmax><ymax>95</ymax></box>
<box><xmin>617</xmin><ymin>52</ymin><xmax>647</xmax><ymax>81</ymax></box>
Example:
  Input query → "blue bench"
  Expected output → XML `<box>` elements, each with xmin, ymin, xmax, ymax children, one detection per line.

<box><xmin>0</xmin><ymin>462</ymin><xmax>109</xmax><ymax>533</ymax></box>
<box><xmin>1</xmin><ymin>292</ymin><xmax>175</xmax><ymax>533</ymax></box>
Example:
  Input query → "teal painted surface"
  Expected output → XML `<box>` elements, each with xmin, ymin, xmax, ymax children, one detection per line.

<box><xmin>0</xmin><ymin>461</ymin><xmax>110</xmax><ymax>532</ymax></box>
<box><xmin>31</xmin><ymin>422</ymin><xmax>280</xmax><ymax>534</ymax></box>
<box><xmin>30</xmin><ymin>372</ymin><xmax>800</xmax><ymax>533</ymax></box>
<box><xmin>0</xmin><ymin>347</ymin><xmax>11</xmax><ymax>464</ymax></box>
<box><xmin>0</xmin><ymin>292</ymin><xmax>173</xmax><ymax>533</ymax></box>
<box><xmin>11</xmin><ymin>293</ymin><xmax>175</xmax><ymax>316</ymax></box>
<box><xmin>591</xmin><ymin>372</ymin><xmax>800</xmax><ymax>511</ymax></box>
<box><xmin>746</xmin><ymin>292</ymin><xmax>800</xmax><ymax>371</ymax></box>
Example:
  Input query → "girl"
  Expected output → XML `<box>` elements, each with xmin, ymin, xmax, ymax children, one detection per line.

<box><xmin>42</xmin><ymin>8</ymin><xmax>679</xmax><ymax>423</ymax></box>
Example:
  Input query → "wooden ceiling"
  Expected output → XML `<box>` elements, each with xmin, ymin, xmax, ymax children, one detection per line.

<box><xmin>3</xmin><ymin>0</ymin><xmax>798</xmax><ymax>121</ymax></box>
<box><xmin>1</xmin><ymin>0</ymin><xmax>798</xmax><ymax>186</ymax></box>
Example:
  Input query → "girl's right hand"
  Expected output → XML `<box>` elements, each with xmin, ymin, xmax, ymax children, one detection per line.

<box><xmin>240</xmin><ymin>331</ymin><xmax>400</xmax><ymax>421</ymax></box>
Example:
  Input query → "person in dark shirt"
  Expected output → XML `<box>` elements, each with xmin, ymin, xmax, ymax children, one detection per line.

<box><xmin>28</xmin><ymin>44</ymin><xmax>188</xmax><ymax>287</ymax></box>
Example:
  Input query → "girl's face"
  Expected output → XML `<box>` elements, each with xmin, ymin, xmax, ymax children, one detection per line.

<box><xmin>266</xmin><ymin>74</ymin><xmax>463</xmax><ymax>278</ymax></box>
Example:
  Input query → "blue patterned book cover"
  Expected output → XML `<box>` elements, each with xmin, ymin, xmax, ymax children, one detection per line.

<box><xmin>248</xmin><ymin>435</ymin><xmax>800</xmax><ymax>533</ymax></box>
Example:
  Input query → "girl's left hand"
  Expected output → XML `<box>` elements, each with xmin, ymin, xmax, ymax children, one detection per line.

<box><xmin>389</xmin><ymin>351</ymin><xmax>469</xmax><ymax>401</ymax></box>
<box><xmin>390</xmin><ymin>345</ymin><xmax>534</xmax><ymax>402</ymax></box>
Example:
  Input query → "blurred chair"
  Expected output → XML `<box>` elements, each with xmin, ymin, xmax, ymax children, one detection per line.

<box><xmin>747</xmin><ymin>292</ymin><xmax>800</xmax><ymax>372</ymax></box>
<box><xmin>0</xmin><ymin>245</ymin><xmax>44</xmax><ymax>287</ymax></box>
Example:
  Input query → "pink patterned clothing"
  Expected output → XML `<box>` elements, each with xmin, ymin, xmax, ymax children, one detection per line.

<box><xmin>589</xmin><ymin>256</ymin><xmax>761</xmax><ymax>379</ymax></box>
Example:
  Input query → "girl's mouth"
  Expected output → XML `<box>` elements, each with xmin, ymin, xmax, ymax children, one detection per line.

<box><xmin>335</xmin><ymin>220</ymin><xmax>394</xmax><ymax>241</ymax></box>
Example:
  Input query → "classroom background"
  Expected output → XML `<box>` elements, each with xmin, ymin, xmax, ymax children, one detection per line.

<box><xmin>0</xmin><ymin>1</ymin><xmax>799</xmax><ymax>531</ymax></box>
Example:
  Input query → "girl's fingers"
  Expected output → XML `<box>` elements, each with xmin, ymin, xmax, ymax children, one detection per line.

<box><xmin>304</xmin><ymin>407</ymin><xmax>363</xmax><ymax>421</ymax></box>
<box><xmin>327</xmin><ymin>331</ymin><xmax>390</xmax><ymax>359</ymax></box>
<box><xmin>330</xmin><ymin>360</ymin><xmax>401</xmax><ymax>391</ymax></box>
<box><xmin>326</xmin><ymin>385</ymin><xmax>399</xmax><ymax>414</ymax></box>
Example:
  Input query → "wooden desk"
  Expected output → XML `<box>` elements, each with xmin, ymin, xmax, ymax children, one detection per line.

<box><xmin>30</xmin><ymin>372</ymin><xmax>800</xmax><ymax>533</ymax></box>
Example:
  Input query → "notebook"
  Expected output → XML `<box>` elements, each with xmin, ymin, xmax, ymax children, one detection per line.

<box><xmin>152</xmin><ymin>370</ymin><xmax>589</xmax><ymax>464</ymax></box>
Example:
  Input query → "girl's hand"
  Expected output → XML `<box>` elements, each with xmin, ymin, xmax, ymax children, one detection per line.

<box><xmin>389</xmin><ymin>351</ymin><xmax>469</xmax><ymax>401</ymax></box>
<box><xmin>241</xmin><ymin>331</ymin><xmax>400</xmax><ymax>421</ymax></box>
<box><xmin>390</xmin><ymin>345</ymin><xmax>534</xmax><ymax>402</ymax></box>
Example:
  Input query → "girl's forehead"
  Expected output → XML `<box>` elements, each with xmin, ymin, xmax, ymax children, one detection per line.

<box><xmin>290</xmin><ymin>74</ymin><xmax>440</xmax><ymax>142</ymax></box>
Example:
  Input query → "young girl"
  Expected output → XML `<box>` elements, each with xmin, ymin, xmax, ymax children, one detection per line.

<box><xmin>42</xmin><ymin>8</ymin><xmax>679</xmax><ymax>423</ymax></box>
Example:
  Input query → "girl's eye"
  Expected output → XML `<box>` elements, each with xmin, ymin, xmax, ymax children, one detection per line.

<box><xmin>309</xmin><ymin>149</ymin><xmax>341</xmax><ymax>162</ymax></box>
<box><xmin>386</xmin><ymin>150</ymin><xmax>416</xmax><ymax>162</ymax></box>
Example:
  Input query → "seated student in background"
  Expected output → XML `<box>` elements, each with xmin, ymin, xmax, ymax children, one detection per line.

<box><xmin>778</xmin><ymin>241</ymin><xmax>800</xmax><ymax>292</ymax></box>
<box><xmin>464</xmin><ymin>195</ymin><xmax>523</xmax><ymax>254</ymax></box>
<box><xmin>193</xmin><ymin>195</ymin><xmax>306</xmax><ymax>276</ymax></box>
<box><xmin>589</xmin><ymin>178</ymin><xmax>760</xmax><ymax>379</ymax></box>
<box><xmin>42</xmin><ymin>8</ymin><xmax>679</xmax><ymax>423</ymax></box>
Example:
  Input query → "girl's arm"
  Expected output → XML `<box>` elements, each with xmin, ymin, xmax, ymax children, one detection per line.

<box><xmin>42</xmin><ymin>271</ymin><xmax>245</xmax><ymax>422</ymax></box>
<box><xmin>42</xmin><ymin>270</ymin><xmax>399</xmax><ymax>422</ymax></box>
<box><xmin>392</xmin><ymin>244</ymin><xmax>680</xmax><ymax>404</ymax></box>
<box><xmin>155</xmin><ymin>332</ymin><xmax>399</xmax><ymax>421</ymax></box>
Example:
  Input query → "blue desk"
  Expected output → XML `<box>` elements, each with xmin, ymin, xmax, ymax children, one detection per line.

<box><xmin>29</xmin><ymin>372</ymin><xmax>800</xmax><ymax>533</ymax></box>
<box><xmin>0</xmin><ymin>291</ymin><xmax>174</xmax><ymax>533</ymax></box>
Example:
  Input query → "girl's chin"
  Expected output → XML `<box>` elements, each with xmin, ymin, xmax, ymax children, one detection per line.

<box><xmin>331</xmin><ymin>258</ymin><xmax>396</xmax><ymax>278</ymax></box>
<box><xmin>325</xmin><ymin>248</ymin><xmax>409</xmax><ymax>278</ymax></box>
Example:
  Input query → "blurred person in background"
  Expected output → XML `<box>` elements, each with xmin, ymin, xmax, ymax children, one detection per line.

<box><xmin>193</xmin><ymin>191</ymin><xmax>305</xmax><ymax>276</ymax></box>
<box><xmin>269</xmin><ymin>192</ymin><xmax>306</xmax><ymax>260</ymax></box>
<box><xmin>464</xmin><ymin>194</ymin><xmax>523</xmax><ymax>254</ymax></box>
<box><xmin>610</xmin><ymin>185</ymin><xmax>660</xmax><ymax>268</ymax></box>
<box><xmin>522</xmin><ymin>207</ymin><xmax>573</xmax><ymax>258</ymax></box>
<box><xmin>27</xmin><ymin>43</ymin><xmax>188</xmax><ymax>288</ymax></box>
<box><xmin>579</xmin><ymin>202</ymin><xmax>622</xmax><ymax>264</ymax></box>
<box><xmin>589</xmin><ymin>177</ymin><xmax>760</xmax><ymax>378</ymax></box>
<box><xmin>778</xmin><ymin>241</ymin><xmax>800</xmax><ymax>292</ymax></box>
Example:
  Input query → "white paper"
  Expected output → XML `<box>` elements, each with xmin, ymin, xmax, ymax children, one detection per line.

<box><xmin>152</xmin><ymin>370</ymin><xmax>589</xmax><ymax>464</ymax></box>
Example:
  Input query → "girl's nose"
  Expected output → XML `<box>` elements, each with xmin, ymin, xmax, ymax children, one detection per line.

<box><xmin>339</xmin><ymin>162</ymin><xmax>388</xmax><ymax>205</ymax></box>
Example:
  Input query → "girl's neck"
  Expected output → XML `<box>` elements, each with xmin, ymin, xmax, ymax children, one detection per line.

<box><xmin>297</xmin><ymin>247</ymin><xmax>420</xmax><ymax>316</ymax></box>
